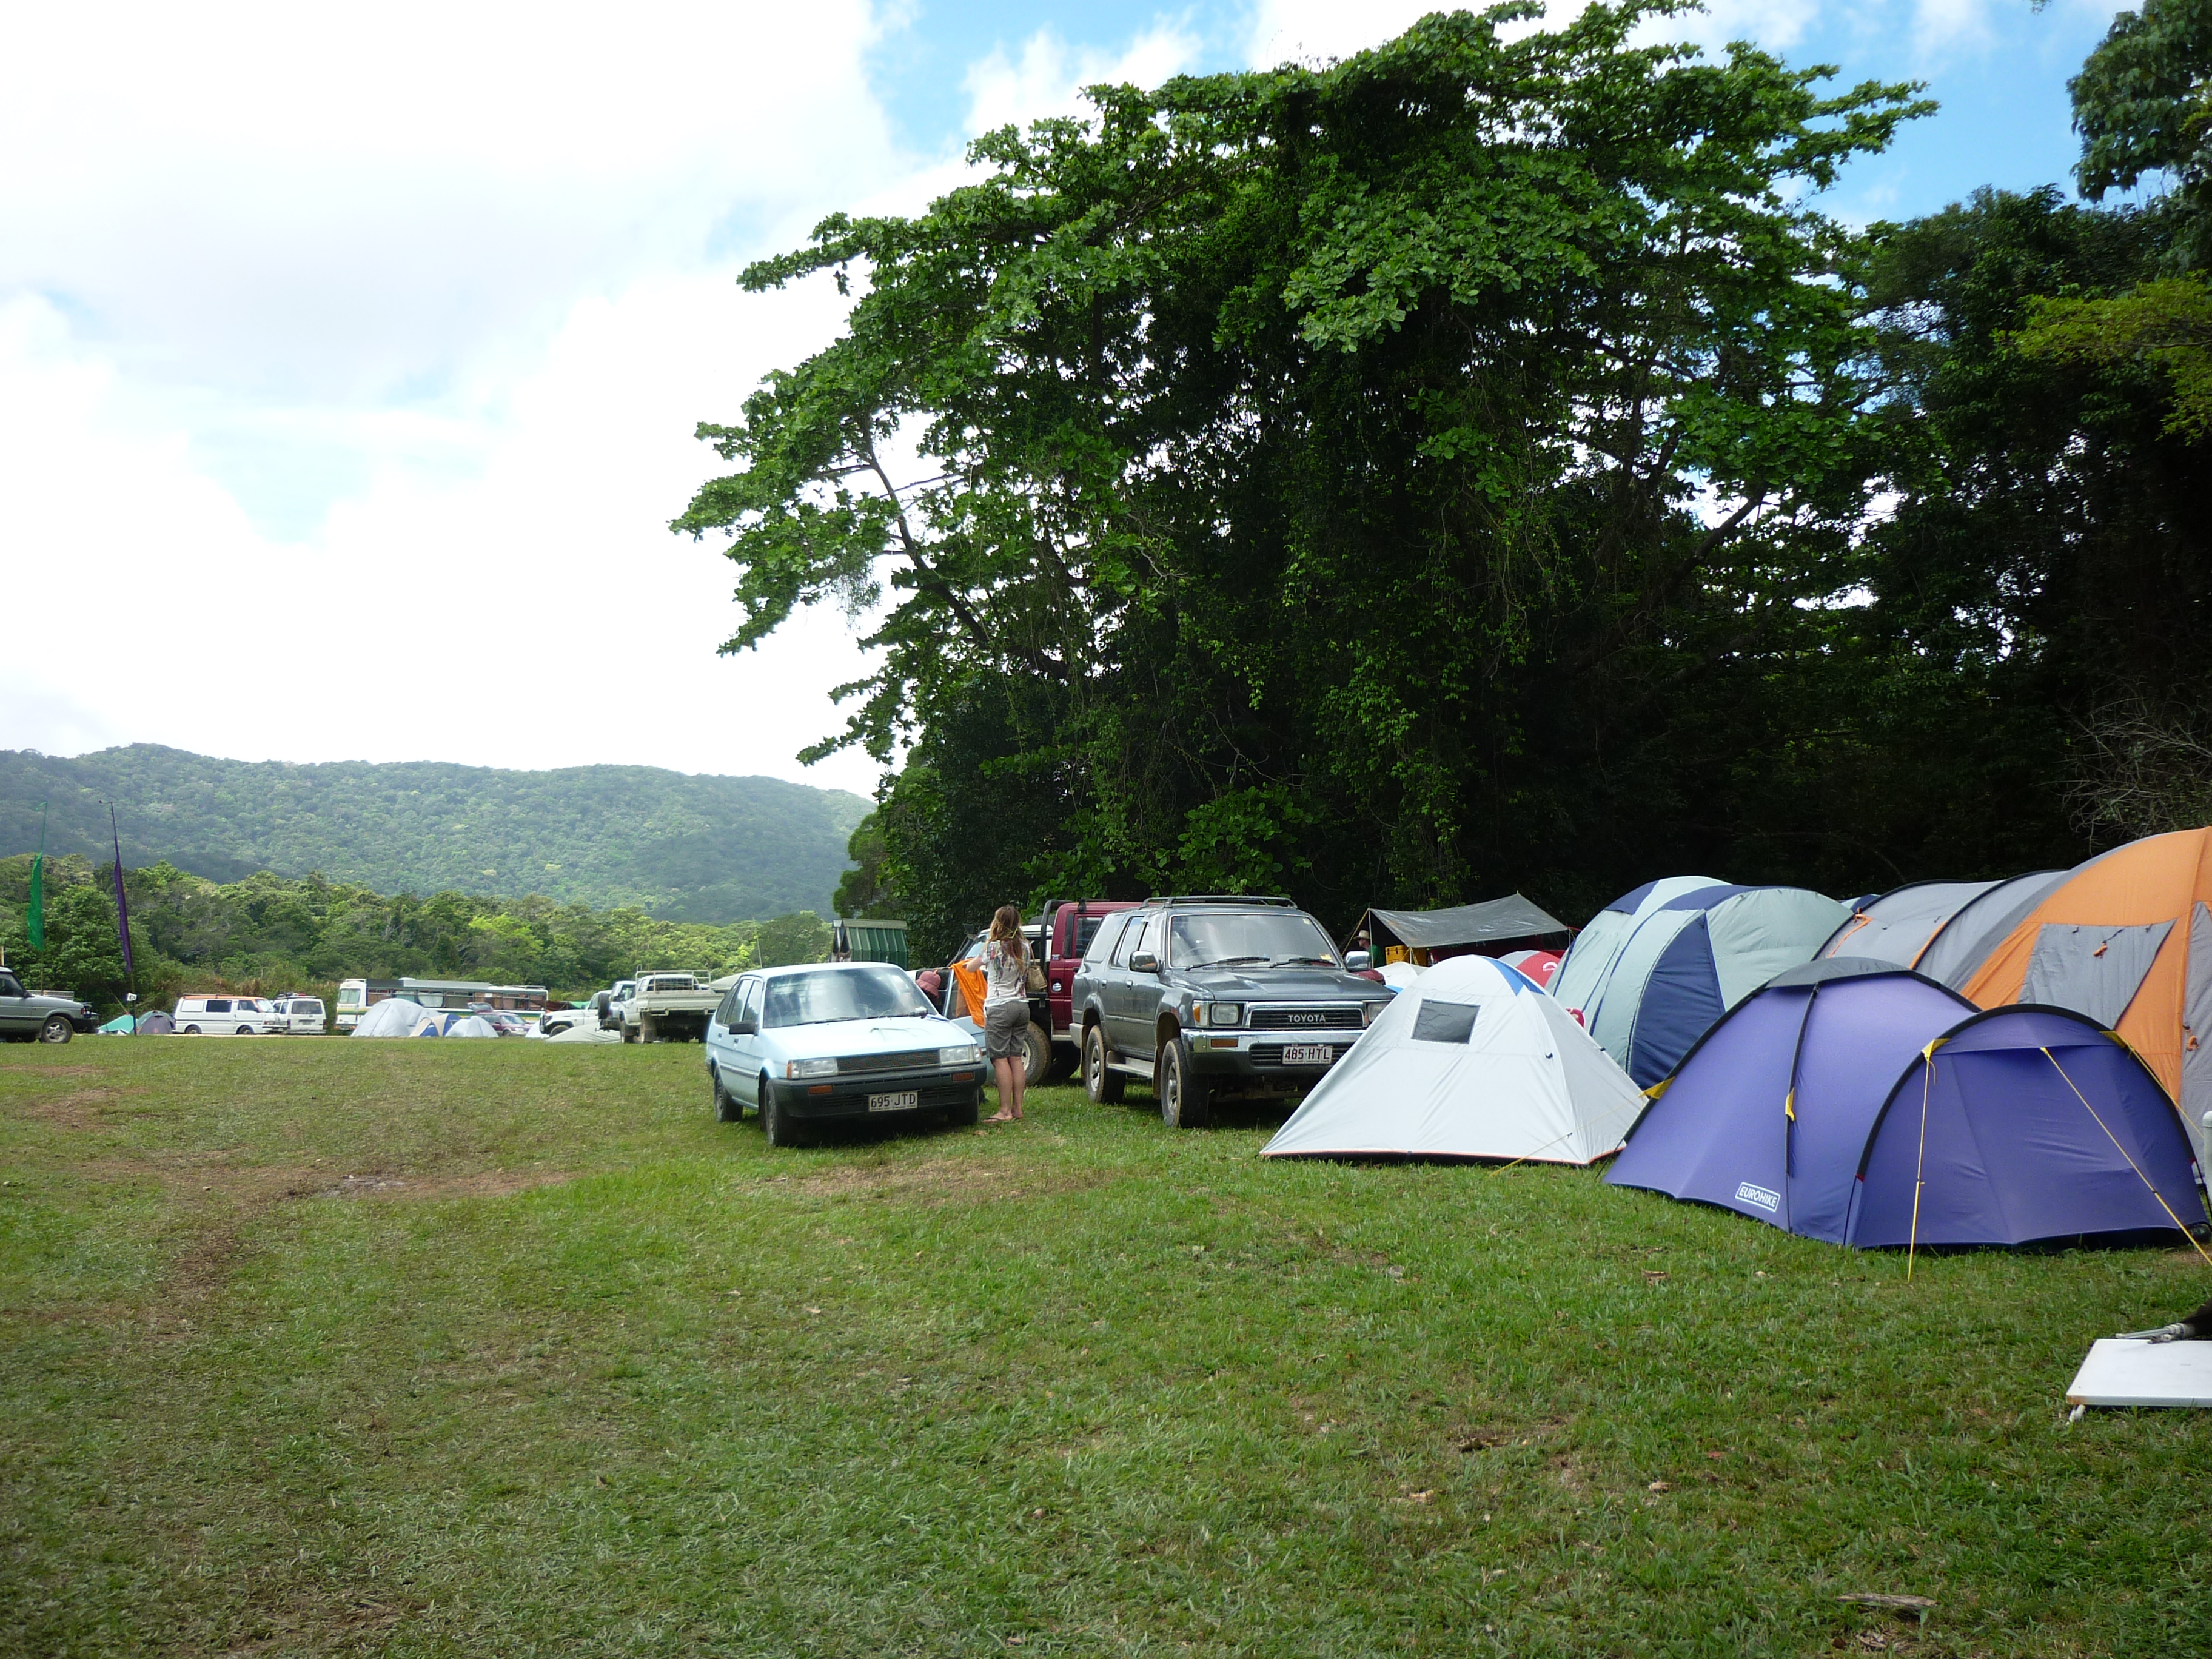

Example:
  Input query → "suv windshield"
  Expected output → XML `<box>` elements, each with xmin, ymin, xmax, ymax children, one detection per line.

<box><xmin>762</xmin><ymin>966</ymin><xmax>933</xmax><ymax>1028</ymax></box>
<box><xmin>1168</xmin><ymin>911</ymin><xmax>1339</xmax><ymax>970</ymax></box>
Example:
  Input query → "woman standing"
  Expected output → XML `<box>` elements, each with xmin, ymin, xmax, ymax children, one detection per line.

<box><xmin>982</xmin><ymin>905</ymin><xmax>1031</xmax><ymax>1123</ymax></box>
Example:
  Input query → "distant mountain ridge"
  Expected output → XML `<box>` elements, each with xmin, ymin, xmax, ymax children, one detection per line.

<box><xmin>0</xmin><ymin>746</ymin><xmax>870</xmax><ymax>924</ymax></box>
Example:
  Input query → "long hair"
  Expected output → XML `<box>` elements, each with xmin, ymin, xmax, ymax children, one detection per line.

<box><xmin>989</xmin><ymin>904</ymin><xmax>1025</xmax><ymax>964</ymax></box>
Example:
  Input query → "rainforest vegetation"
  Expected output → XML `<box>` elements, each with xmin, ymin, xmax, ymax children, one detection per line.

<box><xmin>680</xmin><ymin>0</ymin><xmax>2212</xmax><ymax>964</ymax></box>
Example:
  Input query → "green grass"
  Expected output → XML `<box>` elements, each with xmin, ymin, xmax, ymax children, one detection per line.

<box><xmin>1</xmin><ymin>1040</ymin><xmax>2205</xmax><ymax>1658</ymax></box>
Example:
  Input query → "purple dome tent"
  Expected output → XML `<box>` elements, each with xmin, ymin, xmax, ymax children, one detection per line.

<box><xmin>1846</xmin><ymin>1007</ymin><xmax>2205</xmax><ymax>1249</ymax></box>
<box><xmin>1608</xmin><ymin>958</ymin><xmax>1974</xmax><ymax>1241</ymax></box>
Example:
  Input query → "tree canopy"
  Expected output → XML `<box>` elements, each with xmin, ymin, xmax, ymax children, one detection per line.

<box><xmin>681</xmin><ymin>2</ymin><xmax>2211</xmax><ymax>962</ymax></box>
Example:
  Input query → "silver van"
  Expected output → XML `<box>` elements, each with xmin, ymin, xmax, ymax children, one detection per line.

<box><xmin>267</xmin><ymin>996</ymin><xmax>326</xmax><ymax>1034</ymax></box>
<box><xmin>173</xmin><ymin>995</ymin><xmax>277</xmax><ymax>1036</ymax></box>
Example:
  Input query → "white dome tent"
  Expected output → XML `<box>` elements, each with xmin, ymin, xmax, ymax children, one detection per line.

<box><xmin>1262</xmin><ymin>955</ymin><xmax>1644</xmax><ymax>1165</ymax></box>
<box><xmin>353</xmin><ymin>997</ymin><xmax>432</xmax><ymax>1037</ymax></box>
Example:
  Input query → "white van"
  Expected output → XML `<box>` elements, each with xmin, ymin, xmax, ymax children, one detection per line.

<box><xmin>173</xmin><ymin>995</ymin><xmax>278</xmax><ymax>1036</ymax></box>
<box><xmin>267</xmin><ymin>996</ymin><xmax>326</xmax><ymax>1034</ymax></box>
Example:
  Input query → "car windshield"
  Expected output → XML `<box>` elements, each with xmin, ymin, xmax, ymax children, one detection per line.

<box><xmin>762</xmin><ymin>966</ymin><xmax>934</xmax><ymax>1028</ymax></box>
<box><xmin>1169</xmin><ymin>911</ymin><xmax>1339</xmax><ymax>970</ymax></box>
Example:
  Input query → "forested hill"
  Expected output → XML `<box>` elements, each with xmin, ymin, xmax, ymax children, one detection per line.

<box><xmin>0</xmin><ymin>746</ymin><xmax>870</xmax><ymax>923</ymax></box>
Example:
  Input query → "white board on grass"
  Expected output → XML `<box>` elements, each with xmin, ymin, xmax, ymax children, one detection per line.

<box><xmin>2066</xmin><ymin>1339</ymin><xmax>2212</xmax><ymax>1409</ymax></box>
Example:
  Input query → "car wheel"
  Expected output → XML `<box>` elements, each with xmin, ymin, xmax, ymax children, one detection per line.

<box><xmin>38</xmin><ymin>1014</ymin><xmax>72</xmax><ymax>1045</ymax></box>
<box><xmin>1158</xmin><ymin>1037</ymin><xmax>1211</xmax><ymax>1129</ymax></box>
<box><xmin>762</xmin><ymin>1082</ymin><xmax>803</xmax><ymax>1148</ymax></box>
<box><xmin>711</xmin><ymin>1067</ymin><xmax>740</xmax><ymax>1123</ymax></box>
<box><xmin>622</xmin><ymin>1024</ymin><xmax>639</xmax><ymax>1044</ymax></box>
<box><xmin>1083</xmin><ymin>1024</ymin><xmax>1124</xmax><ymax>1104</ymax></box>
<box><xmin>183</xmin><ymin>1025</ymin><xmax>201</xmax><ymax>1035</ymax></box>
<box><xmin>236</xmin><ymin>1026</ymin><xmax>255</xmax><ymax>1036</ymax></box>
<box><xmin>1022</xmin><ymin>1021</ymin><xmax>1051</xmax><ymax>1088</ymax></box>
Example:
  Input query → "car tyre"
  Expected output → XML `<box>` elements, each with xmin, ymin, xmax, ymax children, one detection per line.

<box><xmin>1022</xmin><ymin>1021</ymin><xmax>1051</xmax><ymax>1088</ymax></box>
<box><xmin>38</xmin><ymin>1014</ymin><xmax>72</xmax><ymax>1045</ymax></box>
<box><xmin>236</xmin><ymin>1026</ymin><xmax>255</xmax><ymax>1036</ymax></box>
<box><xmin>182</xmin><ymin>1025</ymin><xmax>201</xmax><ymax>1035</ymax></box>
<box><xmin>1083</xmin><ymin>1024</ymin><xmax>1124</xmax><ymax>1104</ymax></box>
<box><xmin>762</xmin><ymin>1081</ymin><xmax>803</xmax><ymax>1147</ymax></box>
<box><xmin>1158</xmin><ymin>1037</ymin><xmax>1211</xmax><ymax>1129</ymax></box>
<box><xmin>711</xmin><ymin>1068</ymin><xmax>740</xmax><ymax>1123</ymax></box>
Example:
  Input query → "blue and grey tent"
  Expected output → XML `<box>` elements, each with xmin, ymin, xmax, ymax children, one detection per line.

<box><xmin>1814</xmin><ymin>873</ymin><xmax>2067</xmax><ymax>977</ymax></box>
<box><xmin>1846</xmin><ymin>1006</ymin><xmax>2205</xmax><ymax>1249</ymax></box>
<box><xmin>1551</xmin><ymin>880</ymin><xmax>1850</xmax><ymax>1087</ymax></box>
<box><xmin>1607</xmin><ymin>959</ymin><xmax>1975</xmax><ymax>1240</ymax></box>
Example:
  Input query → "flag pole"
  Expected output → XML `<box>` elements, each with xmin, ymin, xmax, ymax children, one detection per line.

<box><xmin>109</xmin><ymin>804</ymin><xmax>137</xmax><ymax>1016</ymax></box>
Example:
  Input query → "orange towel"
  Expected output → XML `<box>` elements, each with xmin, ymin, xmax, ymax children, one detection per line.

<box><xmin>951</xmin><ymin>961</ymin><xmax>988</xmax><ymax>1022</ymax></box>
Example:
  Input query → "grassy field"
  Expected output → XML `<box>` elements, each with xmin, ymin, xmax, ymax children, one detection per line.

<box><xmin>1</xmin><ymin>1039</ymin><xmax>2205</xmax><ymax>1658</ymax></box>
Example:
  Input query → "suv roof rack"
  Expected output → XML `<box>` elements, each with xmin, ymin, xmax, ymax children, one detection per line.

<box><xmin>1139</xmin><ymin>894</ymin><xmax>1299</xmax><ymax>908</ymax></box>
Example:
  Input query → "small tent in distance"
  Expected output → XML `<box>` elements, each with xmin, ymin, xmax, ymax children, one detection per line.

<box><xmin>1349</xmin><ymin>894</ymin><xmax>1569</xmax><ymax>968</ymax></box>
<box><xmin>354</xmin><ymin>997</ymin><xmax>432</xmax><ymax>1037</ymax></box>
<box><xmin>1262</xmin><ymin>955</ymin><xmax>1643</xmax><ymax>1164</ymax></box>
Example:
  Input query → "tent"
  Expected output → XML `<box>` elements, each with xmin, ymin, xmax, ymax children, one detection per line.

<box><xmin>1501</xmin><ymin>948</ymin><xmax>1561</xmax><ymax>989</ymax></box>
<box><xmin>136</xmin><ymin>1010</ymin><xmax>173</xmax><ymax>1035</ymax></box>
<box><xmin>1607</xmin><ymin>959</ymin><xmax>1976</xmax><ymax>1241</ymax></box>
<box><xmin>97</xmin><ymin>1013</ymin><xmax>136</xmax><ymax>1034</ymax></box>
<box><xmin>548</xmin><ymin>1020</ymin><xmax>623</xmax><ymax>1044</ymax></box>
<box><xmin>353</xmin><ymin>996</ymin><xmax>431</xmax><ymax>1037</ymax></box>
<box><xmin>1848</xmin><ymin>1007</ymin><xmax>2206</xmax><ymax>1248</ymax></box>
<box><xmin>1350</xmin><ymin>894</ymin><xmax>1570</xmax><ymax>967</ymax></box>
<box><xmin>1553</xmin><ymin>880</ymin><xmax>1852</xmax><ymax>1087</ymax></box>
<box><xmin>443</xmin><ymin>1014</ymin><xmax>499</xmax><ymax>1038</ymax></box>
<box><xmin>1262</xmin><ymin>954</ymin><xmax>1645</xmax><ymax>1164</ymax></box>
<box><xmin>1548</xmin><ymin>876</ymin><xmax>1724</xmax><ymax>1024</ymax></box>
<box><xmin>1815</xmin><ymin>873</ymin><xmax>2066</xmax><ymax>974</ymax></box>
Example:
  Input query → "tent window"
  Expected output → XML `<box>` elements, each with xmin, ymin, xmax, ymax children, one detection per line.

<box><xmin>1411</xmin><ymin>1000</ymin><xmax>1480</xmax><ymax>1044</ymax></box>
<box><xmin>2023</xmin><ymin>920</ymin><xmax>2173</xmax><ymax>1028</ymax></box>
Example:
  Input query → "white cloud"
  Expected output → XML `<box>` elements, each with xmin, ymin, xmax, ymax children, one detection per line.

<box><xmin>964</xmin><ymin>24</ymin><xmax>1205</xmax><ymax>135</ymax></box>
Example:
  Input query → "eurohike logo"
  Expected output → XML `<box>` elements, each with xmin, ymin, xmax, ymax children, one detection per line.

<box><xmin>1735</xmin><ymin>1181</ymin><xmax>1781</xmax><ymax>1213</ymax></box>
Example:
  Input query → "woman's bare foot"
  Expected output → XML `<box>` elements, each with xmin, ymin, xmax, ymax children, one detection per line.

<box><xmin>985</xmin><ymin>1111</ymin><xmax>1016</xmax><ymax>1124</ymax></box>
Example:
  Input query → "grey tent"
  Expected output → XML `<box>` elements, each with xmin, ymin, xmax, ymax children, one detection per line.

<box><xmin>1815</xmin><ymin>874</ymin><xmax>2064</xmax><ymax>974</ymax></box>
<box><xmin>1352</xmin><ymin>894</ymin><xmax>1570</xmax><ymax>965</ymax></box>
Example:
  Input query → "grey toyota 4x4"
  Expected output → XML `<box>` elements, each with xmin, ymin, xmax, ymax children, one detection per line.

<box><xmin>1071</xmin><ymin>896</ymin><xmax>1393</xmax><ymax>1128</ymax></box>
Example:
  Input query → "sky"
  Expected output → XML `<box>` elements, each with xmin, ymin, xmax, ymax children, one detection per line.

<box><xmin>0</xmin><ymin>0</ymin><xmax>2123</xmax><ymax>801</ymax></box>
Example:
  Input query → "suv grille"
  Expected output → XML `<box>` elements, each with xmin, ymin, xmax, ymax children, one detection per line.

<box><xmin>1249</xmin><ymin>1005</ymin><xmax>1361</xmax><ymax>1031</ymax></box>
<box><xmin>838</xmin><ymin>1049</ymin><xmax>941</xmax><ymax>1075</ymax></box>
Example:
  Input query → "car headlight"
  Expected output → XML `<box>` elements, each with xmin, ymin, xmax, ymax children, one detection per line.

<box><xmin>939</xmin><ymin>1044</ymin><xmax>982</xmax><ymax>1065</ymax></box>
<box><xmin>786</xmin><ymin>1057</ymin><xmax>839</xmax><ymax>1079</ymax></box>
<box><xmin>1195</xmin><ymin>1002</ymin><xmax>1243</xmax><ymax>1027</ymax></box>
<box><xmin>1361</xmin><ymin>1002</ymin><xmax>1384</xmax><ymax>1026</ymax></box>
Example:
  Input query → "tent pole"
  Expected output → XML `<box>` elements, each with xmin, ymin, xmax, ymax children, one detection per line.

<box><xmin>1906</xmin><ymin>1048</ymin><xmax>1936</xmax><ymax>1282</ymax></box>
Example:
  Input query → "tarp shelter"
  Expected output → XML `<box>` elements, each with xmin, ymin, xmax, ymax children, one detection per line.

<box><xmin>353</xmin><ymin>996</ymin><xmax>431</xmax><ymax>1037</ymax></box>
<box><xmin>1501</xmin><ymin>948</ymin><xmax>1561</xmax><ymax>989</ymax></box>
<box><xmin>1815</xmin><ymin>873</ymin><xmax>2066</xmax><ymax>975</ymax></box>
<box><xmin>1932</xmin><ymin>829</ymin><xmax>2212</xmax><ymax>1171</ymax></box>
<box><xmin>1352</xmin><ymin>894</ymin><xmax>1570</xmax><ymax>967</ymax></box>
<box><xmin>97</xmin><ymin>1013</ymin><xmax>135</xmax><ymax>1034</ymax></box>
<box><xmin>1552</xmin><ymin>881</ymin><xmax>1851</xmax><ymax>1087</ymax></box>
<box><xmin>1262</xmin><ymin>955</ymin><xmax>1644</xmax><ymax>1165</ymax></box>
<box><xmin>1848</xmin><ymin>1007</ymin><xmax>2207</xmax><ymax>1248</ymax></box>
<box><xmin>1607</xmin><ymin>959</ymin><xmax>1977</xmax><ymax>1241</ymax></box>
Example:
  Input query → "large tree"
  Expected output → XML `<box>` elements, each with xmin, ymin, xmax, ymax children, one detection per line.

<box><xmin>677</xmin><ymin>3</ymin><xmax>1926</xmax><ymax>930</ymax></box>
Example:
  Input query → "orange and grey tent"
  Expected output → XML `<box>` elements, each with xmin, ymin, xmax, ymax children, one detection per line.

<box><xmin>1933</xmin><ymin>828</ymin><xmax>2212</xmax><ymax>1170</ymax></box>
<box><xmin>1816</xmin><ymin>873</ymin><xmax>2065</xmax><ymax>976</ymax></box>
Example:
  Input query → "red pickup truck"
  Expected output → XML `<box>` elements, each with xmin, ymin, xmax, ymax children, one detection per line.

<box><xmin>1039</xmin><ymin>899</ymin><xmax>1140</xmax><ymax>1061</ymax></box>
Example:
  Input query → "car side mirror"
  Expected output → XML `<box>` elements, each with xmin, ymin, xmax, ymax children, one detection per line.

<box><xmin>732</xmin><ymin>1016</ymin><xmax>757</xmax><ymax>1035</ymax></box>
<box><xmin>1130</xmin><ymin>952</ymin><xmax>1159</xmax><ymax>974</ymax></box>
<box><xmin>1344</xmin><ymin>950</ymin><xmax>1371</xmax><ymax>970</ymax></box>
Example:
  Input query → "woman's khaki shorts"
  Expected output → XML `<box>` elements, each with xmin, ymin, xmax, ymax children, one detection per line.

<box><xmin>984</xmin><ymin>999</ymin><xmax>1028</xmax><ymax>1060</ymax></box>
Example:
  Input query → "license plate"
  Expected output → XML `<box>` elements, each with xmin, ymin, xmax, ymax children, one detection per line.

<box><xmin>1282</xmin><ymin>1044</ymin><xmax>1333</xmax><ymax>1065</ymax></box>
<box><xmin>867</xmin><ymin>1091</ymin><xmax>919</xmax><ymax>1113</ymax></box>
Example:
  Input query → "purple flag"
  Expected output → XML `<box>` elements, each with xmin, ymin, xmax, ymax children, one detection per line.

<box><xmin>109</xmin><ymin>807</ymin><xmax>134</xmax><ymax>979</ymax></box>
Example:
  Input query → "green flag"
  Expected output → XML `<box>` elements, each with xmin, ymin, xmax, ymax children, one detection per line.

<box><xmin>26</xmin><ymin>802</ymin><xmax>46</xmax><ymax>951</ymax></box>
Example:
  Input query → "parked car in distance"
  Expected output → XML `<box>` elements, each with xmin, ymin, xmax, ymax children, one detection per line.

<box><xmin>705</xmin><ymin>962</ymin><xmax>985</xmax><ymax>1147</ymax></box>
<box><xmin>174</xmin><ymin>995</ymin><xmax>280</xmax><ymax>1036</ymax></box>
<box><xmin>614</xmin><ymin>972</ymin><xmax>722</xmax><ymax>1043</ymax></box>
<box><xmin>1039</xmin><ymin>900</ymin><xmax>1141</xmax><ymax>1061</ymax></box>
<box><xmin>267</xmin><ymin>994</ymin><xmax>327</xmax><ymax>1034</ymax></box>
<box><xmin>1070</xmin><ymin>895</ymin><xmax>1394</xmax><ymax>1128</ymax></box>
<box><xmin>0</xmin><ymin>969</ymin><xmax>98</xmax><ymax>1042</ymax></box>
<box><xmin>468</xmin><ymin>1005</ymin><xmax>531</xmax><ymax>1037</ymax></box>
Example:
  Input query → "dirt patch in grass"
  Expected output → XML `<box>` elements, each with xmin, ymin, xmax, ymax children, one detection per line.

<box><xmin>780</xmin><ymin>1157</ymin><xmax>1115</xmax><ymax>1207</ymax></box>
<box><xmin>4</xmin><ymin>1064</ymin><xmax>108</xmax><ymax>1078</ymax></box>
<box><xmin>12</xmin><ymin>1088</ymin><xmax>126</xmax><ymax>1131</ymax></box>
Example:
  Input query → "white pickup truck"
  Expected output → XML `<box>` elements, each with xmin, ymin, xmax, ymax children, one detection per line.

<box><xmin>612</xmin><ymin>972</ymin><xmax>722</xmax><ymax>1044</ymax></box>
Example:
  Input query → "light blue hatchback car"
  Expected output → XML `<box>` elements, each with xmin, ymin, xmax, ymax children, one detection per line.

<box><xmin>705</xmin><ymin>961</ymin><xmax>986</xmax><ymax>1147</ymax></box>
